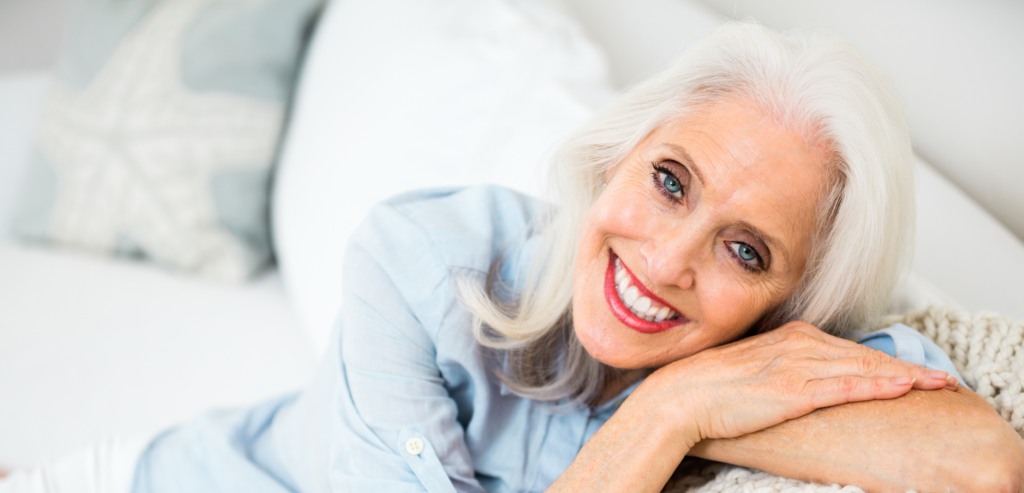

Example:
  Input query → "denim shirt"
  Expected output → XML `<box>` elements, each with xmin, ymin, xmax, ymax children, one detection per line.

<box><xmin>132</xmin><ymin>186</ymin><xmax>962</xmax><ymax>493</ymax></box>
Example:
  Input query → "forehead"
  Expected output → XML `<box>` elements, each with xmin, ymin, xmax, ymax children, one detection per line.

<box><xmin>644</xmin><ymin>99</ymin><xmax>829</xmax><ymax>268</ymax></box>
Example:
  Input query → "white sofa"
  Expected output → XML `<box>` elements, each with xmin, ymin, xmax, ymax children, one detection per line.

<box><xmin>1</xmin><ymin>0</ymin><xmax>1023</xmax><ymax>471</ymax></box>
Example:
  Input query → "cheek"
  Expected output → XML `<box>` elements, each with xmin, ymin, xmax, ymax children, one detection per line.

<box><xmin>587</xmin><ymin>186</ymin><xmax>660</xmax><ymax>243</ymax></box>
<box><xmin>697</xmin><ymin>268</ymin><xmax>780</xmax><ymax>332</ymax></box>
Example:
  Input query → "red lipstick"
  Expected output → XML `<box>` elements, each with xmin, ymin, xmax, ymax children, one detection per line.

<box><xmin>604</xmin><ymin>251</ymin><xmax>687</xmax><ymax>334</ymax></box>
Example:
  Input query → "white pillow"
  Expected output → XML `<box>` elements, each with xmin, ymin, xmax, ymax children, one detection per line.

<box><xmin>272</xmin><ymin>0</ymin><xmax>617</xmax><ymax>357</ymax></box>
<box><xmin>905</xmin><ymin>156</ymin><xmax>1024</xmax><ymax>319</ymax></box>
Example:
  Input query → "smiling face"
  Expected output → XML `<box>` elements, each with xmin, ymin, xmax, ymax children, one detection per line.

<box><xmin>572</xmin><ymin>97</ymin><xmax>831</xmax><ymax>369</ymax></box>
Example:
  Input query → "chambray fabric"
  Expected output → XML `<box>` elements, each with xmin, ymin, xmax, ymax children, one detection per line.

<box><xmin>857</xmin><ymin>323</ymin><xmax>968</xmax><ymax>389</ymax></box>
<box><xmin>131</xmin><ymin>186</ymin><xmax>960</xmax><ymax>493</ymax></box>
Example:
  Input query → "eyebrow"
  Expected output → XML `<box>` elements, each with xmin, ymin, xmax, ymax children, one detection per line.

<box><xmin>659</xmin><ymin>143</ymin><xmax>790</xmax><ymax>268</ymax></box>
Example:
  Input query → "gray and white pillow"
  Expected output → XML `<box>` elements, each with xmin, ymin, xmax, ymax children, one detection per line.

<box><xmin>13</xmin><ymin>0</ymin><xmax>321</xmax><ymax>280</ymax></box>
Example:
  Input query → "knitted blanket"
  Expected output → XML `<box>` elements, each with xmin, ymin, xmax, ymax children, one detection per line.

<box><xmin>662</xmin><ymin>306</ymin><xmax>1024</xmax><ymax>493</ymax></box>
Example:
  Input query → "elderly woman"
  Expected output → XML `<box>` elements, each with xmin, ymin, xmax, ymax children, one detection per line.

<box><xmin>4</xmin><ymin>21</ymin><xmax>1023</xmax><ymax>493</ymax></box>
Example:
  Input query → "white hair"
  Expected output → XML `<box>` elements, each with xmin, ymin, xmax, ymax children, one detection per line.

<box><xmin>457</xmin><ymin>21</ymin><xmax>915</xmax><ymax>406</ymax></box>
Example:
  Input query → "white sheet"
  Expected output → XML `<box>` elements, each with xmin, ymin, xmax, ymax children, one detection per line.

<box><xmin>0</xmin><ymin>244</ymin><xmax>315</xmax><ymax>468</ymax></box>
<box><xmin>0</xmin><ymin>435</ymin><xmax>148</xmax><ymax>493</ymax></box>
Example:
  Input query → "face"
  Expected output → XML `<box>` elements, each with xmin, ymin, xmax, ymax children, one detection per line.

<box><xmin>572</xmin><ymin>97</ymin><xmax>830</xmax><ymax>369</ymax></box>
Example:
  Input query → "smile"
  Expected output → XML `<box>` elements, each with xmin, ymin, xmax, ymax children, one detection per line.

<box><xmin>604</xmin><ymin>251</ymin><xmax>688</xmax><ymax>333</ymax></box>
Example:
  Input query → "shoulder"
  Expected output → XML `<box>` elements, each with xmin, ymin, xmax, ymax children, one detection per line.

<box><xmin>350</xmin><ymin>185</ymin><xmax>545</xmax><ymax>273</ymax></box>
<box><xmin>369</xmin><ymin>185</ymin><xmax>543</xmax><ymax>269</ymax></box>
<box><xmin>344</xmin><ymin>185</ymin><xmax>544</xmax><ymax>334</ymax></box>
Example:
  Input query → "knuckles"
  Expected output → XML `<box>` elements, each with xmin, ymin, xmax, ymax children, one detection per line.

<box><xmin>774</xmin><ymin>371</ymin><xmax>811</xmax><ymax>397</ymax></box>
<box><xmin>837</xmin><ymin>375</ymin><xmax>860</xmax><ymax>395</ymax></box>
<box><xmin>856</xmin><ymin>354</ymin><xmax>883</xmax><ymax>376</ymax></box>
<box><xmin>773</xmin><ymin>322</ymin><xmax>824</xmax><ymax>347</ymax></box>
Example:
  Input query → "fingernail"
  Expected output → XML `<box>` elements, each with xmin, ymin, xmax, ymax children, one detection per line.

<box><xmin>926</xmin><ymin>370</ymin><xmax>949</xmax><ymax>380</ymax></box>
<box><xmin>945</xmin><ymin>377</ymin><xmax>958</xmax><ymax>390</ymax></box>
<box><xmin>893</xmin><ymin>377</ymin><xmax>914</xmax><ymax>385</ymax></box>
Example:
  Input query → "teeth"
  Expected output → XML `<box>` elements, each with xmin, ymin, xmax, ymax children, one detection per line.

<box><xmin>633</xmin><ymin>296</ymin><xmax>651</xmax><ymax>313</ymax></box>
<box><xmin>614</xmin><ymin>270</ymin><xmax>630</xmax><ymax>291</ymax></box>
<box><xmin>623</xmin><ymin>286</ymin><xmax>639</xmax><ymax>306</ymax></box>
<box><xmin>614</xmin><ymin>256</ymin><xmax>680</xmax><ymax>323</ymax></box>
<box><xmin>655</xmin><ymin>306</ymin><xmax>671</xmax><ymax>322</ymax></box>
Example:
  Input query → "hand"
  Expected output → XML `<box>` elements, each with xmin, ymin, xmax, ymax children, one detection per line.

<box><xmin>645</xmin><ymin>321</ymin><xmax>955</xmax><ymax>442</ymax></box>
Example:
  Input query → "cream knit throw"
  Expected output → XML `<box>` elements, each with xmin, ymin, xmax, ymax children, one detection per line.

<box><xmin>662</xmin><ymin>306</ymin><xmax>1024</xmax><ymax>493</ymax></box>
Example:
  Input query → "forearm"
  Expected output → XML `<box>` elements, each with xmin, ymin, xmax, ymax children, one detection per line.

<box><xmin>547</xmin><ymin>381</ymin><xmax>699</xmax><ymax>493</ymax></box>
<box><xmin>689</xmin><ymin>387</ymin><xmax>1024</xmax><ymax>492</ymax></box>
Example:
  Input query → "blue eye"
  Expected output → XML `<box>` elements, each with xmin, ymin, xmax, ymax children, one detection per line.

<box><xmin>729</xmin><ymin>241</ymin><xmax>761</xmax><ymax>268</ymax></box>
<box><xmin>657</xmin><ymin>171</ymin><xmax>683</xmax><ymax>198</ymax></box>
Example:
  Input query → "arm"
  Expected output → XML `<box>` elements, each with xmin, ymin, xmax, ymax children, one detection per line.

<box><xmin>548</xmin><ymin>322</ymin><xmax>956</xmax><ymax>493</ymax></box>
<box><xmin>690</xmin><ymin>386</ymin><xmax>1024</xmax><ymax>493</ymax></box>
<box><xmin>689</xmin><ymin>324</ymin><xmax>1024</xmax><ymax>492</ymax></box>
<box><xmin>329</xmin><ymin>212</ymin><xmax>487</xmax><ymax>492</ymax></box>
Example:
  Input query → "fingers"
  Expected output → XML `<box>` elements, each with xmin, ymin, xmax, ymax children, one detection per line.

<box><xmin>768</xmin><ymin>327</ymin><xmax>957</xmax><ymax>392</ymax></box>
<box><xmin>811</xmin><ymin>354</ymin><xmax>951</xmax><ymax>390</ymax></box>
<box><xmin>806</xmin><ymin>375</ymin><xmax>916</xmax><ymax>409</ymax></box>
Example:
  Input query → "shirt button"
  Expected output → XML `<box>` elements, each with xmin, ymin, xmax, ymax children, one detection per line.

<box><xmin>404</xmin><ymin>437</ymin><xmax>424</xmax><ymax>456</ymax></box>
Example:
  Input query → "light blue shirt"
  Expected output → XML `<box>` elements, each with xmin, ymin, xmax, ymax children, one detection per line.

<box><xmin>132</xmin><ymin>186</ymin><xmax>962</xmax><ymax>493</ymax></box>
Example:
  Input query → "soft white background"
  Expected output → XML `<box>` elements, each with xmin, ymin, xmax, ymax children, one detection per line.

<box><xmin>3</xmin><ymin>0</ymin><xmax>1023</xmax><ymax>245</ymax></box>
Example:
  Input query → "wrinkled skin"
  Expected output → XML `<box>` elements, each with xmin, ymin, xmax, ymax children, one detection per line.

<box><xmin>546</xmin><ymin>97</ymin><xmax>1023</xmax><ymax>493</ymax></box>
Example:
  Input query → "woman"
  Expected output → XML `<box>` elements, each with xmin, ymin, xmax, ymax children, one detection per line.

<box><xmin>5</xmin><ymin>21</ymin><xmax>1022</xmax><ymax>493</ymax></box>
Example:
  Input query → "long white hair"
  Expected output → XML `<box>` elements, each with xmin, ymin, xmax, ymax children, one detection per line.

<box><xmin>457</xmin><ymin>21</ymin><xmax>915</xmax><ymax>406</ymax></box>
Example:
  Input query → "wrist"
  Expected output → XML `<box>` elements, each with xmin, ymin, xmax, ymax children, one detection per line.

<box><xmin>631</xmin><ymin>369</ymin><xmax>706</xmax><ymax>450</ymax></box>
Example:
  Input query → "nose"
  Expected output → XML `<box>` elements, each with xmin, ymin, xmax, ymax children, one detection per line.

<box><xmin>638</xmin><ymin>217</ymin><xmax>710</xmax><ymax>291</ymax></box>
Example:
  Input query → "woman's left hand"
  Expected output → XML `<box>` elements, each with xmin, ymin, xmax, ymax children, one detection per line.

<box><xmin>639</xmin><ymin>321</ymin><xmax>954</xmax><ymax>444</ymax></box>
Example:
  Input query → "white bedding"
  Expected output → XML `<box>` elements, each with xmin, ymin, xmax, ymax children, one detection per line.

<box><xmin>0</xmin><ymin>244</ymin><xmax>314</xmax><ymax>468</ymax></box>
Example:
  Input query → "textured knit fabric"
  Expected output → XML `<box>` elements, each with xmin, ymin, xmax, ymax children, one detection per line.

<box><xmin>128</xmin><ymin>186</ymin><xmax>961</xmax><ymax>493</ymax></box>
<box><xmin>883</xmin><ymin>306</ymin><xmax>1024</xmax><ymax>437</ymax></box>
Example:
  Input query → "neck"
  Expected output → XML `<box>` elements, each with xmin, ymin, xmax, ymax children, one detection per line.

<box><xmin>596</xmin><ymin>368</ymin><xmax>651</xmax><ymax>405</ymax></box>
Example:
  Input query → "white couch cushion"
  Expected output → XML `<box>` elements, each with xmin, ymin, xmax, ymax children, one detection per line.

<box><xmin>906</xmin><ymin>157</ymin><xmax>1024</xmax><ymax>319</ymax></box>
<box><xmin>272</xmin><ymin>0</ymin><xmax>617</xmax><ymax>358</ymax></box>
<box><xmin>0</xmin><ymin>244</ymin><xmax>314</xmax><ymax>468</ymax></box>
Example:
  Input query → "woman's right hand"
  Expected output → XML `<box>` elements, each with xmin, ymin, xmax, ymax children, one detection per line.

<box><xmin>642</xmin><ymin>321</ymin><xmax>956</xmax><ymax>443</ymax></box>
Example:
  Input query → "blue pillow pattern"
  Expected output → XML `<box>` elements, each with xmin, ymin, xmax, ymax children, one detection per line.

<box><xmin>13</xmin><ymin>0</ymin><xmax>321</xmax><ymax>280</ymax></box>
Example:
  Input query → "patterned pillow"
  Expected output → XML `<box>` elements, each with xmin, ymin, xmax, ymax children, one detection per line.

<box><xmin>12</xmin><ymin>0</ymin><xmax>321</xmax><ymax>281</ymax></box>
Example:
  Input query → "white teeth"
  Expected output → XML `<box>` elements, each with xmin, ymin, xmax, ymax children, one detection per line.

<box><xmin>655</xmin><ymin>306</ymin><xmax>671</xmax><ymax>322</ymax></box>
<box><xmin>623</xmin><ymin>286</ymin><xmax>639</xmax><ymax>306</ymax></box>
<box><xmin>614</xmin><ymin>256</ymin><xmax>680</xmax><ymax>323</ymax></box>
<box><xmin>633</xmin><ymin>296</ymin><xmax>651</xmax><ymax>313</ymax></box>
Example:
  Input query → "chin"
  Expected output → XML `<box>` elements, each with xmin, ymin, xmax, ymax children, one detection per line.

<box><xmin>573</xmin><ymin>319</ymin><xmax>659</xmax><ymax>370</ymax></box>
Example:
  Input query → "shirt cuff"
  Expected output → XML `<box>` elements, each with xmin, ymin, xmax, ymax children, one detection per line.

<box><xmin>397</xmin><ymin>428</ymin><xmax>458</xmax><ymax>493</ymax></box>
<box><xmin>857</xmin><ymin>323</ymin><xmax>969</xmax><ymax>390</ymax></box>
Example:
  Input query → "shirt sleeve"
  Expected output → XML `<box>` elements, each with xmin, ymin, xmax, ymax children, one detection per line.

<box><xmin>857</xmin><ymin>323</ymin><xmax>969</xmax><ymax>389</ymax></box>
<box><xmin>325</xmin><ymin>203</ymin><xmax>486</xmax><ymax>493</ymax></box>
